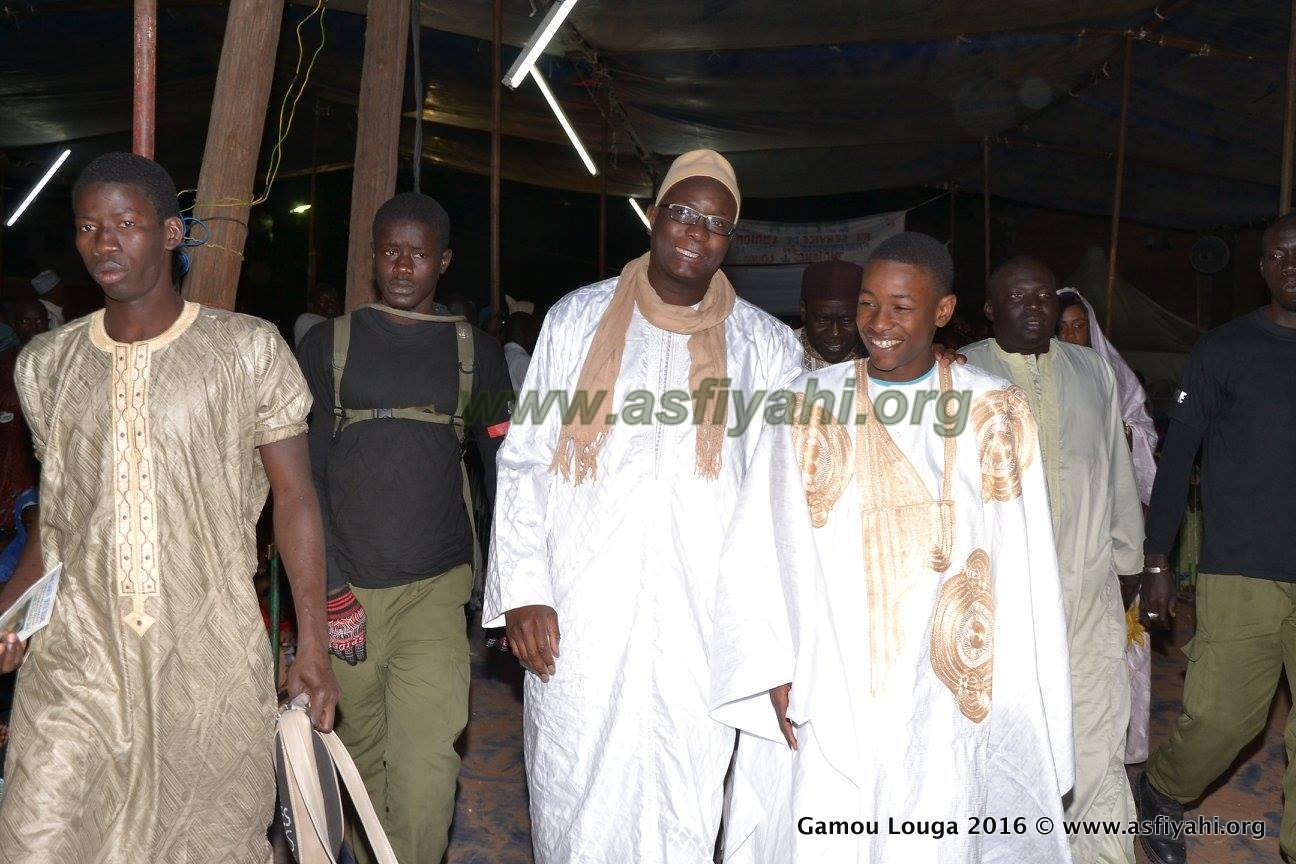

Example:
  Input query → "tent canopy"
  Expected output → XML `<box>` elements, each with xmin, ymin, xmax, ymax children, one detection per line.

<box><xmin>1</xmin><ymin>0</ymin><xmax>1291</xmax><ymax>230</ymax></box>
<box><xmin>1068</xmin><ymin>245</ymin><xmax>1202</xmax><ymax>403</ymax></box>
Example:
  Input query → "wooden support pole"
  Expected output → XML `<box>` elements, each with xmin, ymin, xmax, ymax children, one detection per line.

<box><xmin>1105</xmin><ymin>37</ymin><xmax>1134</xmax><ymax>337</ymax></box>
<box><xmin>982</xmin><ymin>138</ymin><xmax>991</xmax><ymax>285</ymax></box>
<box><xmin>132</xmin><ymin>0</ymin><xmax>157</xmax><ymax>158</ymax></box>
<box><xmin>344</xmin><ymin>0</ymin><xmax>411</xmax><ymax>311</ymax></box>
<box><xmin>598</xmin><ymin>96</ymin><xmax>608</xmax><ymax>279</ymax></box>
<box><xmin>0</xmin><ymin>157</ymin><xmax>6</xmax><ymax>287</ymax></box>
<box><xmin>307</xmin><ymin>100</ymin><xmax>321</xmax><ymax>297</ymax></box>
<box><xmin>490</xmin><ymin>0</ymin><xmax>502</xmax><ymax>315</ymax></box>
<box><xmin>408</xmin><ymin>0</ymin><xmax>423</xmax><ymax>194</ymax></box>
<box><xmin>1282</xmin><ymin>0</ymin><xmax>1296</xmax><ymax>215</ymax></box>
<box><xmin>183</xmin><ymin>0</ymin><xmax>284</xmax><ymax>309</ymax></box>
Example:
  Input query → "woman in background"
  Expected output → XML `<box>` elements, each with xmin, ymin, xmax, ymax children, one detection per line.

<box><xmin>1057</xmin><ymin>288</ymin><xmax>1158</xmax><ymax>505</ymax></box>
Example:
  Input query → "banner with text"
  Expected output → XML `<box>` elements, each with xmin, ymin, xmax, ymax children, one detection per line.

<box><xmin>724</xmin><ymin>210</ymin><xmax>907</xmax><ymax>266</ymax></box>
<box><xmin>724</xmin><ymin>211</ymin><xmax>907</xmax><ymax>317</ymax></box>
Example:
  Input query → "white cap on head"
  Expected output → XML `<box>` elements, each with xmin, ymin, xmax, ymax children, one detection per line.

<box><xmin>31</xmin><ymin>270</ymin><xmax>59</xmax><ymax>296</ymax></box>
<box><xmin>505</xmin><ymin>294</ymin><xmax>536</xmax><ymax>316</ymax></box>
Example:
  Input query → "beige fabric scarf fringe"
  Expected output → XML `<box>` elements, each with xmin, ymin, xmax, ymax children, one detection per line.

<box><xmin>550</xmin><ymin>252</ymin><xmax>736</xmax><ymax>484</ymax></box>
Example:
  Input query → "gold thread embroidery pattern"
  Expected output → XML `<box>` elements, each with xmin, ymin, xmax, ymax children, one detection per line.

<box><xmin>856</xmin><ymin>360</ymin><xmax>958</xmax><ymax>695</ymax></box>
<box><xmin>930</xmin><ymin>548</ymin><xmax>994</xmax><ymax>723</ymax></box>
<box><xmin>112</xmin><ymin>342</ymin><xmax>161</xmax><ymax>636</ymax></box>
<box><xmin>790</xmin><ymin>394</ymin><xmax>852</xmax><ymax>528</ymax></box>
<box><xmin>971</xmin><ymin>386</ymin><xmax>1036</xmax><ymax>503</ymax></box>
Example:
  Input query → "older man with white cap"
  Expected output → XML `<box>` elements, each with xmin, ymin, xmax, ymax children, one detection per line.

<box><xmin>29</xmin><ymin>270</ymin><xmax>65</xmax><ymax>329</ymax></box>
<box><xmin>484</xmin><ymin>150</ymin><xmax>802</xmax><ymax>863</ymax></box>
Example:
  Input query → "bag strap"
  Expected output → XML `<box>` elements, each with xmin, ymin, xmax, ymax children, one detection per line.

<box><xmin>278</xmin><ymin>698</ymin><xmax>400</xmax><ymax>864</ymax></box>
<box><xmin>358</xmin><ymin>302</ymin><xmax>466</xmax><ymax>324</ymax></box>
<box><xmin>278</xmin><ymin>704</ymin><xmax>343</xmax><ymax>864</ymax></box>
<box><xmin>321</xmin><ymin>733</ymin><xmax>400</xmax><ymax>864</ymax></box>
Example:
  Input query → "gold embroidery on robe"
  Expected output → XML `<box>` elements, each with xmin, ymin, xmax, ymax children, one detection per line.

<box><xmin>930</xmin><ymin>548</ymin><xmax>994</xmax><ymax>723</ymax></box>
<box><xmin>111</xmin><ymin>340</ymin><xmax>162</xmax><ymax>636</ymax></box>
<box><xmin>855</xmin><ymin>360</ymin><xmax>956</xmax><ymax>694</ymax></box>
<box><xmin>97</xmin><ymin>301</ymin><xmax>200</xmax><ymax>636</ymax></box>
<box><xmin>971</xmin><ymin>385</ymin><xmax>1036</xmax><ymax>503</ymax></box>
<box><xmin>791</xmin><ymin>394</ymin><xmax>852</xmax><ymax>528</ymax></box>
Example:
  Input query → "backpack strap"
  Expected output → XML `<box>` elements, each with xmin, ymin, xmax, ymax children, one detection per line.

<box><xmin>330</xmin><ymin>315</ymin><xmax>350</xmax><ymax>438</ymax></box>
<box><xmin>330</xmin><ymin>312</ymin><xmax>475</xmax><ymax>439</ymax></box>
<box><xmin>327</xmin><ymin>311</ymin><xmax>483</xmax><ymax>581</ymax></box>
<box><xmin>451</xmin><ymin>320</ymin><xmax>480</xmax><ymax>574</ymax></box>
<box><xmin>452</xmin><ymin>320</ymin><xmax>474</xmax><ymax>446</ymax></box>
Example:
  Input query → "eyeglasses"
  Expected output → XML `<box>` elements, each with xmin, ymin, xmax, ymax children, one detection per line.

<box><xmin>663</xmin><ymin>204</ymin><xmax>737</xmax><ymax>237</ymax></box>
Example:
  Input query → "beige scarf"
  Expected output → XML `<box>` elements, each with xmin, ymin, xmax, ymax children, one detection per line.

<box><xmin>550</xmin><ymin>251</ymin><xmax>736</xmax><ymax>484</ymax></box>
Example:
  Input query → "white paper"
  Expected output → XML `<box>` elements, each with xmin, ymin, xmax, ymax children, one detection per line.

<box><xmin>0</xmin><ymin>563</ymin><xmax>63</xmax><ymax>640</ymax></box>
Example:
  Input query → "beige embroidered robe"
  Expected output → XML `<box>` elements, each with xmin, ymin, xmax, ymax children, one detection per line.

<box><xmin>0</xmin><ymin>302</ymin><xmax>310</xmax><ymax>864</ymax></box>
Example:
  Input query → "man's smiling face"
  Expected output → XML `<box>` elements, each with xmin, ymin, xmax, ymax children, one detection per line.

<box><xmin>647</xmin><ymin>176</ymin><xmax>737</xmax><ymax>288</ymax></box>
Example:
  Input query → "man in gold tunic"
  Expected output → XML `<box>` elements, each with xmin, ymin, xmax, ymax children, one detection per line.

<box><xmin>0</xmin><ymin>152</ymin><xmax>340</xmax><ymax>863</ymax></box>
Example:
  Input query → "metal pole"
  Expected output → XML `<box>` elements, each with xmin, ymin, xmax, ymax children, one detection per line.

<box><xmin>269</xmin><ymin>548</ymin><xmax>281</xmax><ymax>686</ymax></box>
<box><xmin>598</xmin><ymin>94</ymin><xmax>608</xmax><ymax>279</ymax></box>
<box><xmin>307</xmin><ymin>100</ymin><xmax>320</xmax><ymax>296</ymax></box>
<box><xmin>982</xmin><ymin>138</ymin><xmax>991</xmax><ymax>285</ymax></box>
<box><xmin>1282</xmin><ymin>0</ymin><xmax>1296</xmax><ymax>214</ymax></box>
<box><xmin>948</xmin><ymin>183</ymin><xmax>957</xmax><ymax>252</ymax></box>
<box><xmin>1105</xmin><ymin>37</ymin><xmax>1134</xmax><ymax>337</ymax></box>
<box><xmin>132</xmin><ymin>0</ymin><xmax>158</xmax><ymax>158</ymax></box>
<box><xmin>490</xmin><ymin>0</ymin><xmax>503</xmax><ymax>316</ymax></box>
<box><xmin>1195</xmin><ymin>272</ymin><xmax>1208</xmax><ymax>329</ymax></box>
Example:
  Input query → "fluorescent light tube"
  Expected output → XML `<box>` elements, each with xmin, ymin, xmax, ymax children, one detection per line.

<box><xmin>7</xmin><ymin>149</ymin><xmax>72</xmax><ymax>227</ymax></box>
<box><xmin>503</xmin><ymin>0</ymin><xmax>581</xmax><ymax>90</ymax></box>
<box><xmin>532</xmin><ymin>67</ymin><xmax>597</xmax><ymax>175</ymax></box>
<box><xmin>629</xmin><ymin>198</ymin><xmax>651</xmax><ymax>230</ymax></box>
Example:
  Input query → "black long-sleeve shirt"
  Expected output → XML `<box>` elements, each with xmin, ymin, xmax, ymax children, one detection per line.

<box><xmin>297</xmin><ymin>308</ymin><xmax>512</xmax><ymax>593</ymax></box>
<box><xmin>1144</xmin><ymin>308</ymin><xmax>1296</xmax><ymax>581</ymax></box>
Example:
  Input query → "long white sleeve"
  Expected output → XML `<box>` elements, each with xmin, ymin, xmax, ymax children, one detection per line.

<box><xmin>995</xmin><ymin>428</ymin><xmax>1076</xmax><ymax>799</ymax></box>
<box><xmin>482</xmin><ymin>315</ymin><xmax>565</xmax><ymax>627</ymax></box>
<box><xmin>710</xmin><ymin>419</ymin><xmax>811</xmax><ymax>742</ymax></box>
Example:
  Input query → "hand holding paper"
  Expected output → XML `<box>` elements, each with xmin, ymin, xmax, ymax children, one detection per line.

<box><xmin>0</xmin><ymin>631</ymin><xmax>22</xmax><ymax>674</ymax></box>
<box><xmin>0</xmin><ymin>563</ymin><xmax>63</xmax><ymax>672</ymax></box>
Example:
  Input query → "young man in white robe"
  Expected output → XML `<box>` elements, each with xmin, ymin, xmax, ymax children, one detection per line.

<box><xmin>482</xmin><ymin>150</ymin><xmax>803</xmax><ymax>863</ymax></box>
<box><xmin>711</xmin><ymin>233</ymin><xmax>1075</xmax><ymax>863</ymax></box>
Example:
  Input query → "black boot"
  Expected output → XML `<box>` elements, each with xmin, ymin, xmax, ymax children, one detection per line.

<box><xmin>1135</xmin><ymin>771</ymin><xmax>1187</xmax><ymax>864</ymax></box>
